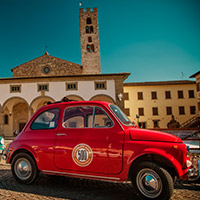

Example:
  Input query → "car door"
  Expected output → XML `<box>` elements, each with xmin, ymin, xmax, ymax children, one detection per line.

<box><xmin>24</xmin><ymin>107</ymin><xmax>60</xmax><ymax>171</ymax></box>
<box><xmin>54</xmin><ymin>104</ymin><xmax>124</xmax><ymax>175</ymax></box>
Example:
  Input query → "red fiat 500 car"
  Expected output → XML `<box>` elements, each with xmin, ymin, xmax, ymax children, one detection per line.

<box><xmin>4</xmin><ymin>101</ymin><xmax>199</xmax><ymax>200</ymax></box>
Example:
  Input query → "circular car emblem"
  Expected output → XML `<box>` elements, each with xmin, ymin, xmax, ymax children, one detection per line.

<box><xmin>72</xmin><ymin>144</ymin><xmax>93</xmax><ymax>167</ymax></box>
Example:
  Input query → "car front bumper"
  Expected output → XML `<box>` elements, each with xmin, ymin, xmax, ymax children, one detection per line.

<box><xmin>187</xmin><ymin>154</ymin><xmax>200</xmax><ymax>181</ymax></box>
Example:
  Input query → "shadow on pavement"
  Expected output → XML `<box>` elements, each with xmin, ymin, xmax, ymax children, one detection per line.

<box><xmin>0</xmin><ymin>165</ymin><xmax>200</xmax><ymax>200</ymax></box>
<box><xmin>0</xmin><ymin>166</ymin><xmax>136</xmax><ymax>200</ymax></box>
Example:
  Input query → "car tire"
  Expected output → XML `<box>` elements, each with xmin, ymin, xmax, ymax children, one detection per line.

<box><xmin>11</xmin><ymin>153</ymin><xmax>38</xmax><ymax>184</ymax></box>
<box><xmin>131</xmin><ymin>161</ymin><xmax>174</xmax><ymax>200</ymax></box>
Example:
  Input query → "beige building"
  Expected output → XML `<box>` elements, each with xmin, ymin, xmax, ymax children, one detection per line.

<box><xmin>124</xmin><ymin>80</ymin><xmax>197</xmax><ymax>129</ymax></box>
<box><xmin>190</xmin><ymin>71</ymin><xmax>200</xmax><ymax>114</ymax></box>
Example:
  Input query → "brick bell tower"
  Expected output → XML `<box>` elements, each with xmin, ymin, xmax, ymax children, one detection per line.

<box><xmin>79</xmin><ymin>8</ymin><xmax>101</xmax><ymax>74</ymax></box>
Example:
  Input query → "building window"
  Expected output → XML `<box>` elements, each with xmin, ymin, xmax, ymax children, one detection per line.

<box><xmin>178</xmin><ymin>90</ymin><xmax>184</xmax><ymax>99</ymax></box>
<box><xmin>138</xmin><ymin>122</ymin><xmax>146</xmax><ymax>129</ymax></box>
<box><xmin>151</xmin><ymin>91</ymin><xmax>157</xmax><ymax>100</ymax></box>
<box><xmin>123</xmin><ymin>93</ymin><xmax>129</xmax><ymax>100</ymax></box>
<box><xmin>188</xmin><ymin>90</ymin><xmax>195</xmax><ymax>98</ymax></box>
<box><xmin>38</xmin><ymin>84</ymin><xmax>49</xmax><ymax>92</ymax></box>
<box><xmin>137</xmin><ymin>92</ymin><xmax>143</xmax><ymax>100</ymax></box>
<box><xmin>10</xmin><ymin>85</ymin><xmax>21</xmax><ymax>93</ymax></box>
<box><xmin>88</xmin><ymin>36</ymin><xmax>92</xmax><ymax>42</ymax></box>
<box><xmin>86</xmin><ymin>17</ymin><xmax>92</xmax><ymax>24</ymax></box>
<box><xmin>190</xmin><ymin>106</ymin><xmax>196</xmax><ymax>115</ymax></box>
<box><xmin>86</xmin><ymin>26</ymin><xmax>94</xmax><ymax>33</ymax></box>
<box><xmin>66</xmin><ymin>82</ymin><xmax>78</xmax><ymax>91</ymax></box>
<box><xmin>124</xmin><ymin>108</ymin><xmax>130</xmax><ymax>116</ymax></box>
<box><xmin>179</xmin><ymin>106</ymin><xmax>185</xmax><ymax>115</ymax></box>
<box><xmin>86</xmin><ymin>44</ymin><xmax>94</xmax><ymax>52</ymax></box>
<box><xmin>197</xmin><ymin>83</ymin><xmax>200</xmax><ymax>91</ymax></box>
<box><xmin>166</xmin><ymin>107</ymin><xmax>172</xmax><ymax>115</ymax></box>
<box><xmin>152</xmin><ymin>107</ymin><xmax>158</xmax><ymax>116</ymax></box>
<box><xmin>153</xmin><ymin>120</ymin><xmax>159</xmax><ymax>128</ymax></box>
<box><xmin>95</xmin><ymin>81</ymin><xmax>107</xmax><ymax>90</ymax></box>
<box><xmin>165</xmin><ymin>91</ymin><xmax>171</xmax><ymax>99</ymax></box>
<box><xmin>138</xmin><ymin>108</ymin><xmax>144</xmax><ymax>116</ymax></box>
<box><xmin>4</xmin><ymin>114</ymin><xmax>9</xmax><ymax>125</ymax></box>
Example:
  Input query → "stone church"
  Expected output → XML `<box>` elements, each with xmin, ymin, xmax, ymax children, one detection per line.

<box><xmin>0</xmin><ymin>8</ymin><xmax>129</xmax><ymax>137</ymax></box>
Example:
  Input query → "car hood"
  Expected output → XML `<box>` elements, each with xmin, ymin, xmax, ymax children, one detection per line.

<box><xmin>129</xmin><ymin>128</ymin><xmax>183</xmax><ymax>143</ymax></box>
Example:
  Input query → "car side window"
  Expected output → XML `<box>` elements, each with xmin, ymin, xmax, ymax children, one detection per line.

<box><xmin>63</xmin><ymin>106</ymin><xmax>113</xmax><ymax>128</ymax></box>
<box><xmin>63</xmin><ymin>106</ymin><xmax>93</xmax><ymax>128</ymax></box>
<box><xmin>93</xmin><ymin>107</ymin><xmax>113</xmax><ymax>128</ymax></box>
<box><xmin>31</xmin><ymin>108</ymin><xmax>60</xmax><ymax>130</ymax></box>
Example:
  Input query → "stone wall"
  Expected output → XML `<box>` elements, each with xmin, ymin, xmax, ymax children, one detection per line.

<box><xmin>12</xmin><ymin>53</ymin><xmax>83</xmax><ymax>78</ymax></box>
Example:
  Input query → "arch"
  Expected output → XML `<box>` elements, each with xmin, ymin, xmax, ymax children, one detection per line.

<box><xmin>86</xmin><ymin>44</ymin><xmax>94</xmax><ymax>52</ymax></box>
<box><xmin>30</xmin><ymin>96</ymin><xmax>55</xmax><ymax>113</ymax></box>
<box><xmin>85</xmin><ymin>25</ymin><xmax>94</xmax><ymax>34</ymax></box>
<box><xmin>13</xmin><ymin>102</ymin><xmax>28</xmax><ymax>134</ymax></box>
<box><xmin>90</xmin><ymin>94</ymin><xmax>115</xmax><ymax>104</ymax></box>
<box><xmin>64</xmin><ymin>95</ymin><xmax>84</xmax><ymax>101</ymax></box>
<box><xmin>3</xmin><ymin>96</ymin><xmax>29</xmax><ymax>110</ymax></box>
<box><xmin>2</xmin><ymin>97</ymin><xmax>29</xmax><ymax>137</ymax></box>
<box><xmin>88</xmin><ymin>36</ymin><xmax>92</xmax><ymax>43</ymax></box>
<box><xmin>86</xmin><ymin>17</ymin><xmax>92</xmax><ymax>24</ymax></box>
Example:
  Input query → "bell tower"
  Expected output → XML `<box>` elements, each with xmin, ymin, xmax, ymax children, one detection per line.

<box><xmin>79</xmin><ymin>8</ymin><xmax>101</xmax><ymax>74</ymax></box>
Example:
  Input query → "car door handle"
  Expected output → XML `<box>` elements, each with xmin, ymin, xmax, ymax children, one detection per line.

<box><xmin>57</xmin><ymin>133</ymin><xmax>67</xmax><ymax>136</ymax></box>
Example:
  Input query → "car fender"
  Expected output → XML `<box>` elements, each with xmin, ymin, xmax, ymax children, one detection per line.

<box><xmin>128</xmin><ymin>147</ymin><xmax>185</xmax><ymax>177</ymax></box>
<box><xmin>9</xmin><ymin>144</ymin><xmax>41</xmax><ymax>171</ymax></box>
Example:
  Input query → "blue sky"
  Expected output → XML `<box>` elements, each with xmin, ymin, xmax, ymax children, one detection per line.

<box><xmin>0</xmin><ymin>0</ymin><xmax>199</xmax><ymax>82</ymax></box>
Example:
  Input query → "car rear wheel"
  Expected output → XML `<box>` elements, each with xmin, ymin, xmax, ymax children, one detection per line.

<box><xmin>11</xmin><ymin>153</ymin><xmax>38</xmax><ymax>184</ymax></box>
<box><xmin>131</xmin><ymin>161</ymin><xmax>173</xmax><ymax>200</ymax></box>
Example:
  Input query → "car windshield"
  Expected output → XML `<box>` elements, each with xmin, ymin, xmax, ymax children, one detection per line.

<box><xmin>109</xmin><ymin>104</ymin><xmax>133</xmax><ymax>126</ymax></box>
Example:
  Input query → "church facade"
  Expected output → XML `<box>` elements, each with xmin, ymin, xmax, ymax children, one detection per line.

<box><xmin>0</xmin><ymin>8</ymin><xmax>129</xmax><ymax>137</ymax></box>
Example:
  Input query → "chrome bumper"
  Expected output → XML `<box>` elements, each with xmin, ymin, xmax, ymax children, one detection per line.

<box><xmin>188</xmin><ymin>154</ymin><xmax>200</xmax><ymax>181</ymax></box>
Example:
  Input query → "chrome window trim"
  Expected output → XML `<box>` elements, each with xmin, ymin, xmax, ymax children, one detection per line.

<box><xmin>62</xmin><ymin>105</ymin><xmax>114</xmax><ymax>129</ymax></box>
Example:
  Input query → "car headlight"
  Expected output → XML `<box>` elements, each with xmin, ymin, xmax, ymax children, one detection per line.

<box><xmin>186</xmin><ymin>159</ymin><xmax>192</xmax><ymax>168</ymax></box>
<box><xmin>0</xmin><ymin>138</ymin><xmax>4</xmax><ymax>145</ymax></box>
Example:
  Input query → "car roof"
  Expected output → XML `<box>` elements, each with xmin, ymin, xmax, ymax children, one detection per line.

<box><xmin>44</xmin><ymin>100</ymin><xmax>111</xmax><ymax>109</ymax></box>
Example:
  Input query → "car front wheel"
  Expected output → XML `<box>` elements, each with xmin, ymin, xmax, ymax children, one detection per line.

<box><xmin>131</xmin><ymin>161</ymin><xmax>174</xmax><ymax>200</ymax></box>
<box><xmin>11</xmin><ymin>153</ymin><xmax>38</xmax><ymax>184</ymax></box>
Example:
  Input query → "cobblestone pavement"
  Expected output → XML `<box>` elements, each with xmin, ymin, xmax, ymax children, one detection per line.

<box><xmin>0</xmin><ymin>161</ymin><xmax>199</xmax><ymax>200</ymax></box>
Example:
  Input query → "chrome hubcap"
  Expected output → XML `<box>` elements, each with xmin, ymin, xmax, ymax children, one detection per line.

<box><xmin>14</xmin><ymin>158</ymin><xmax>32</xmax><ymax>180</ymax></box>
<box><xmin>136</xmin><ymin>168</ymin><xmax>162</xmax><ymax>198</ymax></box>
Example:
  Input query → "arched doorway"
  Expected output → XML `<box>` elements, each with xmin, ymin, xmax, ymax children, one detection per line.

<box><xmin>90</xmin><ymin>95</ymin><xmax>115</xmax><ymax>103</ymax></box>
<box><xmin>30</xmin><ymin>96</ymin><xmax>55</xmax><ymax>114</ymax></box>
<box><xmin>64</xmin><ymin>95</ymin><xmax>84</xmax><ymax>101</ymax></box>
<box><xmin>3</xmin><ymin>97</ymin><xmax>29</xmax><ymax>136</ymax></box>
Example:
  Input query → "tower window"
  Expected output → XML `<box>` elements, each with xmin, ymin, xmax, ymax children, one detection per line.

<box><xmin>88</xmin><ymin>36</ymin><xmax>92</xmax><ymax>42</ymax></box>
<box><xmin>86</xmin><ymin>44</ymin><xmax>94</xmax><ymax>52</ymax></box>
<box><xmin>86</xmin><ymin>17</ymin><xmax>92</xmax><ymax>24</ymax></box>
<box><xmin>86</xmin><ymin>26</ymin><xmax>94</xmax><ymax>34</ymax></box>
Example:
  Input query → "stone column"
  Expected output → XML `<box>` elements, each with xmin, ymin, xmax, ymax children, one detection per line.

<box><xmin>0</xmin><ymin>106</ymin><xmax>4</xmax><ymax>137</ymax></box>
